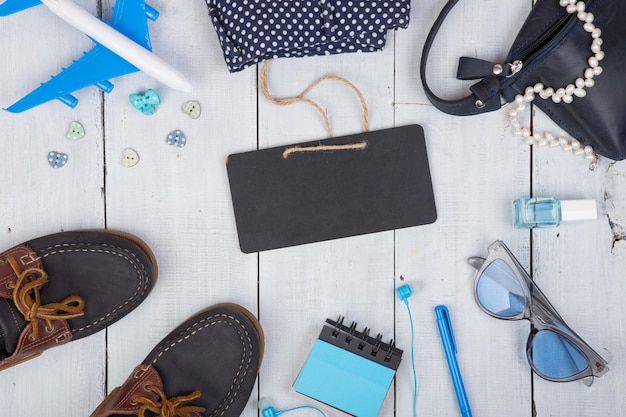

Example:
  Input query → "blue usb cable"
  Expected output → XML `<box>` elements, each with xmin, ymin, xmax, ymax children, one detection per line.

<box><xmin>260</xmin><ymin>401</ymin><xmax>327</xmax><ymax>417</ymax></box>
<box><xmin>397</xmin><ymin>284</ymin><xmax>418</xmax><ymax>417</ymax></box>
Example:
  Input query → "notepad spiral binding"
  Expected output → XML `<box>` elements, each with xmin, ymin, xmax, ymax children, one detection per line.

<box><xmin>323</xmin><ymin>316</ymin><xmax>403</xmax><ymax>370</ymax></box>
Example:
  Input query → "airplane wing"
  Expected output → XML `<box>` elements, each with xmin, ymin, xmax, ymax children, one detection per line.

<box><xmin>110</xmin><ymin>0</ymin><xmax>159</xmax><ymax>49</ymax></box>
<box><xmin>4</xmin><ymin>44</ymin><xmax>138</xmax><ymax>113</ymax></box>
<box><xmin>0</xmin><ymin>0</ymin><xmax>42</xmax><ymax>16</ymax></box>
<box><xmin>3</xmin><ymin>0</ymin><xmax>161</xmax><ymax>113</ymax></box>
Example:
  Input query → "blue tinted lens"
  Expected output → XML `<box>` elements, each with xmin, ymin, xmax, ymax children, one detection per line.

<box><xmin>530</xmin><ymin>330</ymin><xmax>589</xmax><ymax>379</ymax></box>
<box><xmin>476</xmin><ymin>259</ymin><xmax>526</xmax><ymax>317</ymax></box>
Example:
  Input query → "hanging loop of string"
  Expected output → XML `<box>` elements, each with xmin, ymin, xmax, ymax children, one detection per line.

<box><xmin>259</xmin><ymin>60</ymin><xmax>369</xmax><ymax>138</ymax></box>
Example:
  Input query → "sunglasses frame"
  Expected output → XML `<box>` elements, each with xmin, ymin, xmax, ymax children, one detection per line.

<box><xmin>469</xmin><ymin>240</ymin><xmax>609</xmax><ymax>383</ymax></box>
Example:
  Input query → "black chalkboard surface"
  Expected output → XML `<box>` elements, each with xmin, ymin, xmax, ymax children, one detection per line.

<box><xmin>226</xmin><ymin>124</ymin><xmax>437</xmax><ymax>253</ymax></box>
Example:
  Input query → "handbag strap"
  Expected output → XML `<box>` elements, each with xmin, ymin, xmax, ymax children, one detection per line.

<box><xmin>420</xmin><ymin>0</ymin><xmax>505</xmax><ymax>115</ymax></box>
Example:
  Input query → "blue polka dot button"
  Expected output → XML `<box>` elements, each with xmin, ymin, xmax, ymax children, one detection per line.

<box><xmin>48</xmin><ymin>151</ymin><xmax>68</xmax><ymax>168</ymax></box>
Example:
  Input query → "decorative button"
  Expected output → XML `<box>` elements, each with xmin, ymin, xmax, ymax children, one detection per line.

<box><xmin>182</xmin><ymin>100</ymin><xmax>201</xmax><ymax>119</ymax></box>
<box><xmin>122</xmin><ymin>148</ymin><xmax>140</xmax><ymax>167</ymax></box>
<box><xmin>129</xmin><ymin>89</ymin><xmax>161</xmax><ymax>115</ymax></box>
<box><xmin>66</xmin><ymin>121</ymin><xmax>85</xmax><ymax>141</ymax></box>
<box><xmin>48</xmin><ymin>151</ymin><xmax>68</xmax><ymax>168</ymax></box>
<box><xmin>166</xmin><ymin>130</ymin><xmax>186</xmax><ymax>147</ymax></box>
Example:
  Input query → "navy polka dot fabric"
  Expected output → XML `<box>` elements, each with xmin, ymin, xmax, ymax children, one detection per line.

<box><xmin>205</xmin><ymin>0</ymin><xmax>411</xmax><ymax>72</ymax></box>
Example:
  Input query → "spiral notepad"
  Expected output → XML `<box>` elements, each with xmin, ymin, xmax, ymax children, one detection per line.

<box><xmin>293</xmin><ymin>317</ymin><xmax>403</xmax><ymax>417</ymax></box>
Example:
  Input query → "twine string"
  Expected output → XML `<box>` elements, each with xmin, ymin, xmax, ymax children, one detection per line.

<box><xmin>282</xmin><ymin>140</ymin><xmax>368</xmax><ymax>159</ymax></box>
<box><xmin>259</xmin><ymin>60</ymin><xmax>369</xmax><ymax>138</ymax></box>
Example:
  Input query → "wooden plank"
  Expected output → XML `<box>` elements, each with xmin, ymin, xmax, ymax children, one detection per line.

<box><xmin>99</xmin><ymin>0</ymin><xmax>259</xmax><ymax>416</ymax></box>
<box><xmin>0</xmin><ymin>1</ymin><xmax>105</xmax><ymax>415</ymax></box>
<box><xmin>393</xmin><ymin>102</ymin><xmax>531</xmax><ymax>417</ymax></box>
<box><xmin>394</xmin><ymin>1</ymin><xmax>534</xmax><ymax>415</ymax></box>
<box><xmin>256</xmin><ymin>41</ymin><xmax>397</xmax><ymax>415</ymax></box>
<box><xmin>531</xmin><ymin>110</ymin><xmax>626</xmax><ymax>416</ymax></box>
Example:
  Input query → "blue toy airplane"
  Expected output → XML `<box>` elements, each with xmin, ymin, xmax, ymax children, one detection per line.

<box><xmin>0</xmin><ymin>0</ymin><xmax>191</xmax><ymax>113</ymax></box>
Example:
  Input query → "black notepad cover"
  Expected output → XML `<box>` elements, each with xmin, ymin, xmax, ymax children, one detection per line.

<box><xmin>226</xmin><ymin>124</ymin><xmax>437</xmax><ymax>253</ymax></box>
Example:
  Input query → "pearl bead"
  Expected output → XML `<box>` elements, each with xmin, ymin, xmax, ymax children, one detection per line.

<box><xmin>545</xmin><ymin>132</ymin><xmax>555</xmax><ymax>141</ymax></box>
<box><xmin>578</xmin><ymin>11</ymin><xmax>587</xmax><ymax>21</ymax></box>
<box><xmin>567</xmin><ymin>4</ymin><xmax>578</xmax><ymax>13</ymax></box>
<box><xmin>575</xmin><ymin>148</ymin><xmax>585</xmax><ymax>155</ymax></box>
<box><xmin>534</xmin><ymin>83</ymin><xmax>544</xmax><ymax>93</ymax></box>
<box><xmin>562</xmin><ymin>94</ymin><xmax>573</xmax><ymax>104</ymax></box>
<box><xmin>584</xmin><ymin>145</ymin><xmax>594</xmax><ymax>155</ymax></box>
<box><xmin>593</xmin><ymin>37</ymin><xmax>603</xmax><ymax>46</ymax></box>
<box><xmin>584</xmin><ymin>68</ymin><xmax>595</xmax><ymax>79</ymax></box>
<box><xmin>596</xmin><ymin>51</ymin><xmax>605</xmax><ymax>61</ymax></box>
<box><xmin>583</xmin><ymin>22</ymin><xmax>595</xmax><ymax>32</ymax></box>
<box><xmin>584</xmin><ymin>78</ymin><xmax>595</xmax><ymax>88</ymax></box>
<box><xmin>571</xmin><ymin>140</ymin><xmax>581</xmax><ymax>149</ymax></box>
<box><xmin>575</xmin><ymin>78</ymin><xmax>585</xmax><ymax>88</ymax></box>
<box><xmin>574</xmin><ymin>88</ymin><xmax>587</xmax><ymax>97</ymax></box>
<box><xmin>594</xmin><ymin>66</ymin><xmax>603</xmax><ymax>76</ymax></box>
<box><xmin>591</xmin><ymin>43</ymin><xmax>601</xmax><ymax>53</ymax></box>
<box><xmin>559</xmin><ymin>0</ymin><xmax>569</xmax><ymax>6</ymax></box>
<box><xmin>559</xmin><ymin>137</ymin><xmax>569</xmax><ymax>146</ymax></box>
<box><xmin>515</xmin><ymin>95</ymin><xmax>525</xmax><ymax>104</ymax></box>
<box><xmin>525</xmin><ymin>136</ymin><xmax>535</xmax><ymax>145</ymax></box>
<box><xmin>521</xmin><ymin>127</ymin><xmax>530</xmax><ymax>137</ymax></box>
<box><xmin>588</xmin><ymin>56</ymin><xmax>599</xmax><ymax>67</ymax></box>
<box><xmin>586</xmin><ymin>12</ymin><xmax>594</xmax><ymax>23</ymax></box>
<box><xmin>566</xmin><ymin>84</ymin><xmax>576</xmax><ymax>95</ymax></box>
<box><xmin>592</xmin><ymin>28</ymin><xmax>601</xmax><ymax>38</ymax></box>
<box><xmin>525</xmin><ymin>86</ymin><xmax>535</xmax><ymax>95</ymax></box>
<box><xmin>538</xmin><ymin>138</ymin><xmax>548</xmax><ymax>147</ymax></box>
<box><xmin>549</xmin><ymin>138</ymin><xmax>561</xmax><ymax>147</ymax></box>
<box><xmin>552</xmin><ymin>95</ymin><xmax>562</xmax><ymax>103</ymax></box>
<box><xmin>539</xmin><ymin>87</ymin><xmax>554</xmax><ymax>99</ymax></box>
<box><xmin>576</xmin><ymin>1</ymin><xmax>585</xmax><ymax>11</ymax></box>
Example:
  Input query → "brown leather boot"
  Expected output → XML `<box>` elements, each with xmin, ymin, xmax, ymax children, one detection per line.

<box><xmin>90</xmin><ymin>303</ymin><xmax>264</xmax><ymax>417</ymax></box>
<box><xmin>0</xmin><ymin>230</ymin><xmax>157</xmax><ymax>371</ymax></box>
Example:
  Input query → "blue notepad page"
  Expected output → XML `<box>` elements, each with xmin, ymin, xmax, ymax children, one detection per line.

<box><xmin>293</xmin><ymin>318</ymin><xmax>403</xmax><ymax>417</ymax></box>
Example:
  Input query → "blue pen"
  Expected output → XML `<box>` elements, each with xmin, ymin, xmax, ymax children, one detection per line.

<box><xmin>434</xmin><ymin>305</ymin><xmax>473</xmax><ymax>417</ymax></box>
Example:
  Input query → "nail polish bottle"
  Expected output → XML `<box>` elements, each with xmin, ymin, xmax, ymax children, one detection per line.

<box><xmin>513</xmin><ymin>197</ymin><xmax>597</xmax><ymax>229</ymax></box>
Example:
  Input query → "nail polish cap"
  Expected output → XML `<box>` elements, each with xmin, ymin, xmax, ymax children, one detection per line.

<box><xmin>561</xmin><ymin>199</ymin><xmax>597</xmax><ymax>222</ymax></box>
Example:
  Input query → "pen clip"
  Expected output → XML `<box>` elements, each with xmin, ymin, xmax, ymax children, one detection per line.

<box><xmin>436</xmin><ymin>305</ymin><xmax>457</xmax><ymax>354</ymax></box>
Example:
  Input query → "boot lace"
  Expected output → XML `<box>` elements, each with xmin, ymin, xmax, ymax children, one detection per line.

<box><xmin>131</xmin><ymin>385</ymin><xmax>206</xmax><ymax>417</ymax></box>
<box><xmin>6</xmin><ymin>257</ymin><xmax>85</xmax><ymax>340</ymax></box>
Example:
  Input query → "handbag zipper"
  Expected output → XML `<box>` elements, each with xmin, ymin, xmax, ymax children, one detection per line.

<box><xmin>510</xmin><ymin>13</ymin><xmax>570</xmax><ymax>68</ymax></box>
<box><xmin>501</xmin><ymin>0</ymin><xmax>597</xmax><ymax>87</ymax></box>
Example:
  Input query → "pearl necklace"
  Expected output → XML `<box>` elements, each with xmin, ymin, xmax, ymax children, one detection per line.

<box><xmin>507</xmin><ymin>0</ymin><xmax>604</xmax><ymax>171</ymax></box>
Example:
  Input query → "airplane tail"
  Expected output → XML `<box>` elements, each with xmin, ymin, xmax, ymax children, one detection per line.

<box><xmin>0</xmin><ymin>0</ymin><xmax>42</xmax><ymax>16</ymax></box>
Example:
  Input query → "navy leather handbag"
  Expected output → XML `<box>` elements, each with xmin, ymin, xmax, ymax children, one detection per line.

<box><xmin>421</xmin><ymin>0</ymin><xmax>625</xmax><ymax>164</ymax></box>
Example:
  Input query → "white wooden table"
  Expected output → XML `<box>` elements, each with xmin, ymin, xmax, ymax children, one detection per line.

<box><xmin>1</xmin><ymin>0</ymin><xmax>625</xmax><ymax>416</ymax></box>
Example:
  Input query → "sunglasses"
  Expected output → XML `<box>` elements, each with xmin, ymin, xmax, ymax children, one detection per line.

<box><xmin>468</xmin><ymin>240</ymin><xmax>609</xmax><ymax>385</ymax></box>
